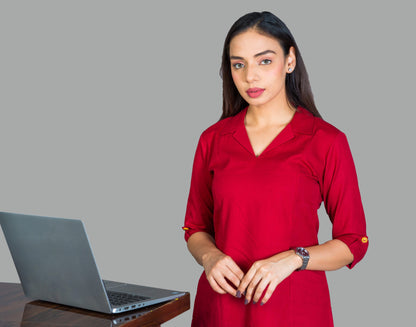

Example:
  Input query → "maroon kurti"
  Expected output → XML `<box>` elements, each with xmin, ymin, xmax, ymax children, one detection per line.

<box><xmin>183</xmin><ymin>107</ymin><xmax>368</xmax><ymax>327</ymax></box>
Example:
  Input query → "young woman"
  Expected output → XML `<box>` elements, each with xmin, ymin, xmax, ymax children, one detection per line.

<box><xmin>183</xmin><ymin>11</ymin><xmax>368</xmax><ymax>326</ymax></box>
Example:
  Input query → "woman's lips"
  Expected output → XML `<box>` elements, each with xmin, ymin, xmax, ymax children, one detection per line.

<box><xmin>246</xmin><ymin>88</ymin><xmax>265</xmax><ymax>98</ymax></box>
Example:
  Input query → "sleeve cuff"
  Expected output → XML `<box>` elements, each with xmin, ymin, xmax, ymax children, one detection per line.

<box><xmin>182</xmin><ymin>226</ymin><xmax>212</xmax><ymax>242</ymax></box>
<box><xmin>336</xmin><ymin>234</ymin><xmax>369</xmax><ymax>269</ymax></box>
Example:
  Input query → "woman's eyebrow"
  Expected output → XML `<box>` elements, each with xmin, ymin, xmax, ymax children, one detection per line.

<box><xmin>230</xmin><ymin>49</ymin><xmax>276</xmax><ymax>60</ymax></box>
<box><xmin>254</xmin><ymin>49</ymin><xmax>276</xmax><ymax>57</ymax></box>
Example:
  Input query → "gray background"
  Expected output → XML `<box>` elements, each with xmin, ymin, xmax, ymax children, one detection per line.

<box><xmin>0</xmin><ymin>1</ymin><xmax>414</xmax><ymax>326</ymax></box>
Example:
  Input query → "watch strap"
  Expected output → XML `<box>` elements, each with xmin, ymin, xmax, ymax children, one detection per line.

<box><xmin>295</xmin><ymin>247</ymin><xmax>310</xmax><ymax>271</ymax></box>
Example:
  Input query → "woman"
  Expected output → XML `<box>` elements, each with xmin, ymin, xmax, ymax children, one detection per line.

<box><xmin>183</xmin><ymin>11</ymin><xmax>368</xmax><ymax>327</ymax></box>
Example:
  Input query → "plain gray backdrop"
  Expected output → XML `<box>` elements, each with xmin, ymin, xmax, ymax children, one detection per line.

<box><xmin>1</xmin><ymin>1</ymin><xmax>414</xmax><ymax>326</ymax></box>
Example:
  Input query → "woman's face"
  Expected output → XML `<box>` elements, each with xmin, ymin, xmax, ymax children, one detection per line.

<box><xmin>229</xmin><ymin>29</ymin><xmax>295</xmax><ymax>109</ymax></box>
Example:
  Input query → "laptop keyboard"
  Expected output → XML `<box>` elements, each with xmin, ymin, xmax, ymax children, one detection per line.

<box><xmin>107</xmin><ymin>291</ymin><xmax>150</xmax><ymax>306</ymax></box>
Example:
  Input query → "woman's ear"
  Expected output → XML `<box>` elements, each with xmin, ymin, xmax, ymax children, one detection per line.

<box><xmin>287</xmin><ymin>46</ymin><xmax>296</xmax><ymax>73</ymax></box>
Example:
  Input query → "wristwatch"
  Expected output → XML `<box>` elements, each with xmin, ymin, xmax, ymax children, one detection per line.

<box><xmin>294</xmin><ymin>247</ymin><xmax>310</xmax><ymax>271</ymax></box>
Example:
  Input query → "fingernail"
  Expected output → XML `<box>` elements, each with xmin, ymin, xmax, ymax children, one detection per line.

<box><xmin>260</xmin><ymin>302</ymin><xmax>264</xmax><ymax>306</ymax></box>
<box><xmin>242</xmin><ymin>291</ymin><xmax>246</xmax><ymax>296</ymax></box>
<box><xmin>236</xmin><ymin>290</ymin><xmax>241</xmax><ymax>298</ymax></box>
<box><xmin>253</xmin><ymin>301</ymin><xmax>257</xmax><ymax>305</ymax></box>
<box><xmin>244</xmin><ymin>299</ymin><xmax>249</xmax><ymax>305</ymax></box>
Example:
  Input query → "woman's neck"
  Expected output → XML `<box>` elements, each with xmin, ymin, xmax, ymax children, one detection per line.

<box><xmin>246</xmin><ymin>98</ymin><xmax>296</xmax><ymax>127</ymax></box>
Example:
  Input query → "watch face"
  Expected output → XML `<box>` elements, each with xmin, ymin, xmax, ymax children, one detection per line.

<box><xmin>297</xmin><ymin>248</ymin><xmax>309</xmax><ymax>257</ymax></box>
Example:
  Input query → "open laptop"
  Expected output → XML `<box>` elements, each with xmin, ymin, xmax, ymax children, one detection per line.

<box><xmin>0</xmin><ymin>212</ymin><xmax>185</xmax><ymax>314</ymax></box>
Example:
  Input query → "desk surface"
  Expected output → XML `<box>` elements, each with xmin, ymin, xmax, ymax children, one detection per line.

<box><xmin>0</xmin><ymin>282</ymin><xmax>190</xmax><ymax>327</ymax></box>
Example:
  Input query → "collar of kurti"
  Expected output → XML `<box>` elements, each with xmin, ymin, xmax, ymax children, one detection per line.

<box><xmin>220</xmin><ymin>106</ymin><xmax>315</xmax><ymax>136</ymax></box>
<box><xmin>219</xmin><ymin>106</ymin><xmax>316</xmax><ymax>157</ymax></box>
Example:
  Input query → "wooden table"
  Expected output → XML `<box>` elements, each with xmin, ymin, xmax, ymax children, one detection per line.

<box><xmin>0</xmin><ymin>282</ymin><xmax>190</xmax><ymax>327</ymax></box>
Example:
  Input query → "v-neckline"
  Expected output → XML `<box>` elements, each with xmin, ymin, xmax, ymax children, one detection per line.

<box><xmin>232</xmin><ymin>107</ymin><xmax>297</xmax><ymax>158</ymax></box>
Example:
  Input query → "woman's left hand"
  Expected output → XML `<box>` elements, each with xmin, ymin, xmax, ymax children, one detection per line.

<box><xmin>237</xmin><ymin>250</ymin><xmax>301</xmax><ymax>306</ymax></box>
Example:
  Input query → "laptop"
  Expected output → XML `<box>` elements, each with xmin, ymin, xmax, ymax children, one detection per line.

<box><xmin>0</xmin><ymin>212</ymin><xmax>186</xmax><ymax>314</ymax></box>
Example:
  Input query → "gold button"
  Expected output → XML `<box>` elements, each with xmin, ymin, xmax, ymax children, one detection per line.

<box><xmin>361</xmin><ymin>237</ymin><xmax>368</xmax><ymax>243</ymax></box>
<box><xmin>182</xmin><ymin>227</ymin><xmax>189</xmax><ymax>231</ymax></box>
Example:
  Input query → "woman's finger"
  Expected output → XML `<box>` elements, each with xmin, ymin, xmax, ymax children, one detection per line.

<box><xmin>224</xmin><ymin>265</ymin><xmax>243</xmax><ymax>290</ymax></box>
<box><xmin>225</xmin><ymin>258</ymin><xmax>245</xmax><ymax>281</ymax></box>
<box><xmin>217</xmin><ymin>256</ymin><xmax>244</xmax><ymax>295</ymax></box>
<box><xmin>237</xmin><ymin>266</ymin><xmax>257</xmax><ymax>297</ymax></box>
<box><xmin>207</xmin><ymin>275</ymin><xmax>227</xmax><ymax>294</ymax></box>
<box><xmin>258</xmin><ymin>279</ymin><xmax>279</xmax><ymax>305</ymax></box>
<box><xmin>214</xmin><ymin>271</ymin><xmax>240</xmax><ymax>295</ymax></box>
<box><xmin>245</xmin><ymin>272</ymin><xmax>263</xmax><ymax>303</ymax></box>
<box><xmin>252</xmin><ymin>276</ymin><xmax>273</xmax><ymax>304</ymax></box>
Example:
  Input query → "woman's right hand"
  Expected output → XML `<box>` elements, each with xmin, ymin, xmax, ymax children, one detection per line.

<box><xmin>202</xmin><ymin>249</ymin><xmax>245</xmax><ymax>296</ymax></box>
<box><xmin>187</xmin><ymin>232</ymin><xmax>244</xmax><ymax>296</ymax></box>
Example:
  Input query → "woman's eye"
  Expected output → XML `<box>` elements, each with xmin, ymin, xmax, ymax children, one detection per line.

<box><xmin>260</xmin><ymin>59</ymin><xmax>272</xmax><ymax>65</ymax></box>
<box><xmin>232</xmin><ymin>63</ymin><xmax>244</xmax><ymax>69</ymax></box>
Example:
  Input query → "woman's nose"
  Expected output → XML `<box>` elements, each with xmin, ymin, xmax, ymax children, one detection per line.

<box><xmin>245</xmin><ymin>64</ymin><xmax>259</xmax><ymax>83</ymax></box>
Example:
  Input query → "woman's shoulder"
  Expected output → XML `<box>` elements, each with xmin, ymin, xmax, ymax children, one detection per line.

<box><xmin>296</xmin><ymin>107</ymin><xmax>347</xmax><ymax>149</ymax></box>
<box><xmin>310</xmin><ymin>113</ymin><xmax>351</xmax><ymax>153</ymax></box>
<box><xmin>313</xmin><ymin>116</ymin><xmax>344</xmax><ymax>138</ymax></box>
<box><xmin>202</xmin><ymin>118</ymin><xmax>228</xmax><ymax>135</ymax></box>
<box><xmin>295</xmin><ymin>107</ymin><xmax>344</xmax><ymax>138</ymax></box>
<box><xmin>199</xmin><ymin>114</ymin><xmax>237</xmax><ymax>141</ymax></box>
<box><xmin>298</xmin><ymin>109</ymin><xmax>354</xmax><ymax>164</ymax></box>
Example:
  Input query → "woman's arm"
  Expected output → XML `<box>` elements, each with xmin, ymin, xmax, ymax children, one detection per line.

<box><xmin>306</xmin><ymin>239</ymin><xmax>353</xmax><ymax>270</ymax></box>
<box><xmin>188</xmin><ymin>231</ymin><xmax>244</xmax><ymax>297</ymax></box>
<box><xmin>238</xmin><ymin>239</ymin><xmax>353</xmax><ymax>306</ymax></box>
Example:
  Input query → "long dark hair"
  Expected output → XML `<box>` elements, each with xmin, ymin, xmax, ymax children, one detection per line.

<box><xmin>220</xmin><ymin>11</ymin><xmax>321</xmax><ymax>119</ymax></box>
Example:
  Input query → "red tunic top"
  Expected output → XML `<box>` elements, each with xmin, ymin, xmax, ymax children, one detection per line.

<box><xmin>183</xmin><ymin>107</ymin><xmax>368</xmax><ymax>327</ymax></box>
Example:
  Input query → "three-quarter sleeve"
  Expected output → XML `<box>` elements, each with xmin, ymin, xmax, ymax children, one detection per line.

<box><xmin>183</xmin><ymin>134</ymin><xmax>214</xmax><ymax>242</ymax></box>
<box><xmin>321</xmin><ymin>132</ymin><xmax>368</xmax><ymax>269</ymax></box>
